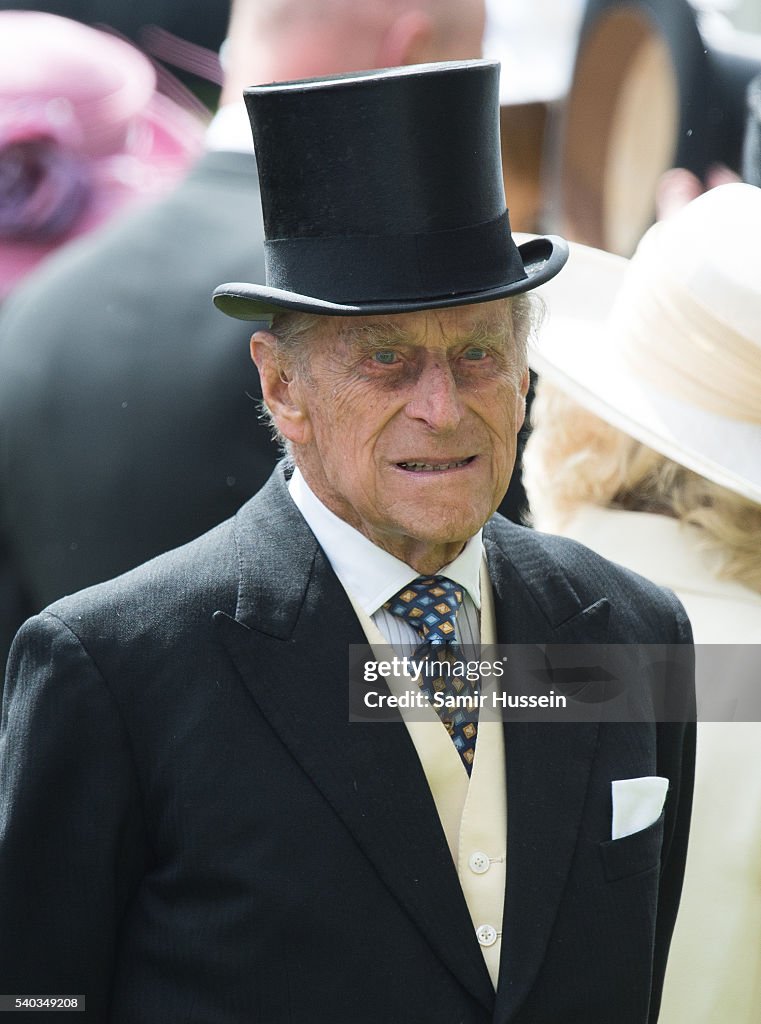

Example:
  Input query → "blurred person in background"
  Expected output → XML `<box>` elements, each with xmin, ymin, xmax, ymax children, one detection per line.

<box><xmin>6</xmin><ymin>0</ymin><xmax>230</xmax><ymax>58</ymax></box>
<box><xmin>0</xmin><ymin>0</ymin><xmax>487</xmax><ymax>673</ymax></box>
<box><xmin>656</xmin><ymin>65</ymin><xmax>761</xmax><ymax>216</ymax></box>
<box><xmin>524</xmin><ymin>182</ymin><xmax>761</xmax><ymax>1023</ymax></box>
<box><xmin>0</xmin><ymin>10</ymin><xmax>203</xmax><ymax>665</ymax></box>
<box><xmin>656</xmin><ymin>162</ymin><xmax>742</xmax><ymax>218</ymax></box>
<box><xmin>0</xmin><ymin>11</ymin><xmax>203</xmax><ymax>302</ymax></box>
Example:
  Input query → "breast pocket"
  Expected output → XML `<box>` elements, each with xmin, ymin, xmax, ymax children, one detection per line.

<box><xmin>599</xmin><ymin>811</ymin><xmax>665</xmax><ymax>882</ymax></box>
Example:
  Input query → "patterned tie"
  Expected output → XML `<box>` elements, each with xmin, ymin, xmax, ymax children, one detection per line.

<box><xmin>384</xmin><ymin>576</ymin><xmax>478</xmax><ymax>774</ymax></box>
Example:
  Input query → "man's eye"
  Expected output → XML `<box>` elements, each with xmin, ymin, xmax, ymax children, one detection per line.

<box><xmin>462</xmin><ymin>347</ymin><xmax>488</xmax><ymax>361</ymax></box>
<box><xmin>372</xmin><ymin>350</ymin><xmax>399</xmax><ymax>364</ymax></box>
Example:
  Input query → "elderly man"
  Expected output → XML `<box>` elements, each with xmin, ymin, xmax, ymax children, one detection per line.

<box><xmin>0</xmin><ymin>62</ymin><xmax>693</xmax><ymax>1023</ymax></box>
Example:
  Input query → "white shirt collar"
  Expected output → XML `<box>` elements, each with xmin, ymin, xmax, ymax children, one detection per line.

<box><xmin>204</xmin><ymin>102</ymin><xmax>254</xmax><ymax>154</ymax></box>
<box><xmin>288</xmin><ymin>468</ymin><xmax>483</xmax><ymax>615</ymax></box>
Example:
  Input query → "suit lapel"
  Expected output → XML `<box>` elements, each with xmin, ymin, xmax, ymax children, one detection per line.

<box><xmin>214</xmin><ymin>470</ymin><xmax>495</xmax><ymax>1011</ymax></box>
<box><xmin>484</xmin><ymin>522</ymin><xmax>609</xmax><ymax>1023</ymax></box>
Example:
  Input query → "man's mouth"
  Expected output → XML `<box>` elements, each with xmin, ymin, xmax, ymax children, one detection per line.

<box><xmin>396</xmin><ymin>457</ymin><xmax>475</xmax><ymax>473</ymax></box>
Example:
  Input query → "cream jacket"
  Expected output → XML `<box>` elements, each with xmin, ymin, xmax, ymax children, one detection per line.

<box><xmin>551</xmin><ymin>506</ymin><xmax>761</xmax><ymax>1024</ymax></box>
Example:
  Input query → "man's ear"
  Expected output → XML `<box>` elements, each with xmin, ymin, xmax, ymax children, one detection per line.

<box><xmin>515</xmin><ymin>368</ymin><xmax>530</xmax><ymax>433</ymax></box>
<box><xmin>250</xmin><ymin>331</ymin><xmax>312</xmax><ymax>445</ymax></box>
<box><xmin>377</xmin><ymin>9</ymin><xmax>435</xmax><ymax>67</ymax></box>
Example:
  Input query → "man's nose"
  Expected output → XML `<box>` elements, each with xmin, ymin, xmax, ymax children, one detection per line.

<box><xmin>404</xmin><ymin>359</ymin><xmax>464</xmax><ymax>431</ymax></box>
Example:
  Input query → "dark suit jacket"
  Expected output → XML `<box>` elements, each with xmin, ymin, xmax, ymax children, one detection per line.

<box><xmin>0</xmin><ymin>467</ymin><xmax>695</xmax><ymax>1023</ymax></box>
<box><xmin>0</xmin><ymin>150</ymin><xmax>280</xmax><ymax>669</ymax></box>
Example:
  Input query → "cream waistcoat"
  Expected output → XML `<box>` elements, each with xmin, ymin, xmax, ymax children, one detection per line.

<box><xmin>346</xmin><ymin>559</ymin><xmax>506</xmax><ymax>989</ymax></box>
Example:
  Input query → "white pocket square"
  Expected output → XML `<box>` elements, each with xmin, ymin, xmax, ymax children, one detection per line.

<box><xmin>611</xmin><ymin>776</ymin><xmax>669</xmax><ymax>840</ymax></box>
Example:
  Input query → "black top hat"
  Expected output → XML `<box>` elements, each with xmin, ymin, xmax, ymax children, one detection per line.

<box><xmin>213</xmin><ymin>60</ymin><xmax>567</xmax><ymax>320</ymax></box>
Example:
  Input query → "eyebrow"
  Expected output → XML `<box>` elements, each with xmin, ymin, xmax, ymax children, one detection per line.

<box><xmin>337</xmin><ymin>321</ymin><xmax>412</xmax><ymax>348</ymax></box>
<box><xmin>460</xmin><ymin>317</ymin><xmax>512</xmax><ymax>349</ymax></box>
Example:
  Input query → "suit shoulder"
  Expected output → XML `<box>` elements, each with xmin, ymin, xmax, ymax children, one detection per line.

<box><xmin>44</xmin><ymin>516</ymin><xmax>239</xmax><ymax>645</ymax></box>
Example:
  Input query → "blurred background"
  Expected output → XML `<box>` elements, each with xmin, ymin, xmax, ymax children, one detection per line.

<box><xmin>482</xmin><ymin>0</ymin><xmax>761</xmax><ymax>244</ymax></box>
<box><xmin>4</xmin><ymin>0</ymin><xmax>761</xmax><ymax>252</ymax></box>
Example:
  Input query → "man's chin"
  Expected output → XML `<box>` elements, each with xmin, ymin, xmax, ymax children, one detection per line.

<box><xmin>381</xmin><ymin>510</ymin><xmax>490</xmax><ymax>556</ymax></box>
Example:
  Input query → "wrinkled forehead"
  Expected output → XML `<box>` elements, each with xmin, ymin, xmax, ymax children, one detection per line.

<box><xmin>322</xmin><ymin>300</ymin><xmax>514</xmax><ymax>350</ymax></box>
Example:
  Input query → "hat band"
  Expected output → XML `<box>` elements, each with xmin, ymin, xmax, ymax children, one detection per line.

<box><xmin>263</xmin><ymin>210</ymin><xmax>525</xmax><ymax>303</ymax></box>
<box><xmin>611</xmin><ymin>243</ymin><xmax>761</xmax><ymax>425</ymax></box>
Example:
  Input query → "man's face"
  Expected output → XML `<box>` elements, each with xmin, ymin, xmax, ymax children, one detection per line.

<box><xmin>254</xmin><ymin>299</ymin><xmax>529</xmax><ymax>572</ymax></box>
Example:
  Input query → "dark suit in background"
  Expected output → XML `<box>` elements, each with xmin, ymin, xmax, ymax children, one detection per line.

<box><xmin>4</xmin><ymin>0</ymin><xmax>230</xmax><ymax>52</ymax></box>
<box><xmin>0</xmin><ymin>467</ymin><xmax>695</xmax><ymax>1023</ymax></box>
<box><xmin>0</xmin><ymin>150</ymin><xmax>280</xmax><ymax>667</ymax></box>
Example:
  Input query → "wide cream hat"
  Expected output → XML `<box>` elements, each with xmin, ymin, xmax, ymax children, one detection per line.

<box><xmin>530</xmin><ymin>182</ymin><xmax>761</xmax><ymax>504</ymax></box>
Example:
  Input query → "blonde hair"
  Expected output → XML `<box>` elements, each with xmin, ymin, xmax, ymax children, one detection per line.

<box><xmin>523</xmin><ymin>381</ymin><xmax>761</xmax><ymax>594</ymax></box>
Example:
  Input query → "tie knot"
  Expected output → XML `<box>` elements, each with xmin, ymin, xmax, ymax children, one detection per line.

<box><xmin>384</xmin><ymin>575</ymin><xmax>464</xmax><ymax>644</ymax></box>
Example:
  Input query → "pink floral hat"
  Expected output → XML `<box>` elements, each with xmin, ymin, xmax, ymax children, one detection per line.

<box><xmin>0</xmin><ymin>11</ymin><xmax>205</xmax><ymax>299</ymax></box>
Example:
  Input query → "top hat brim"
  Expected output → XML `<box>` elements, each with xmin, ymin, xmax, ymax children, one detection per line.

<box><xmin>212</xmin><ymin>236</ymin><xmax>568</xmax><ymax>321</ymax></box>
